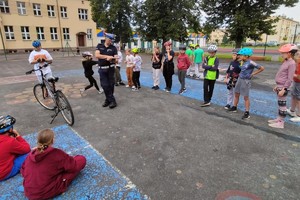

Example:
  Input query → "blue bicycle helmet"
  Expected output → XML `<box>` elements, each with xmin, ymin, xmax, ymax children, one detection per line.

<box><xmin>32</xmin><ymin>40</ymin><xmax>41</xmax><ymax>48</ymax></box>
<box><xmin>0</xmin><ymin>115</ymin><xmax>16</xmax><ymax>134</ymax></box>
<box><xmin>238</xmin><ymin>48</ymin><xmax>253</xmax><ymax>56</ymax></box>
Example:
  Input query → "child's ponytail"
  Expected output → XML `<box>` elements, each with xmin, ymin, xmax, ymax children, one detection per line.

<box><xmin>37</xmin><ymin>128</ymin><xmax>54</xmax><ymax>153</ymax></box>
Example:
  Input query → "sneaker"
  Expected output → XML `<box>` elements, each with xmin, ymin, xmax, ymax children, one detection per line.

<box><xmin>268</xmin><ymin>120</ymin><xmax>284</xmax><ymax>128</ymax></box>
<box><xmin>115</xmin><ymin>83</ymin><xmax>119</xmax><ymax>86</ymax></box>
<box><xmin>195</xmin><ymin>76</ymin><xmax>200</xmax><ymax>80</ymax></box>
<box><xmin>151</xmin><ymin>86</ymin><xmax>156</xmax><ymax>89</ymax></box>
<box><xmin>224</xmin><ymin>104</ymin><xmax>231</xmax><ymax>110</ymax></box>
<box><xmin>102</xmin><ymin>101</ymin><xmax>110</xmax><ymax>107</ymax></box>
<box><xmin>154</xmin><ymin>85</ymin><xmax>159</xmax><ymax>90</ymax></box>
<box><xmin>242</xmin><ymin>111</ymin><xmax>250</xmax><ymax>119</ymax></box>
<box><xmin>290</xmin><ymin>116</ymin><xmax>300</xmax><ymax>122</ymax></box>
<box><xmin>178</xmin><ymin>89</ymin><xmax>183</xmax><ymax>94</ymax></box>
<box><xmin>132</xmin><ymin>86</ymin><xmax>136</xmax><ymax>89</ymax></box>
<box><xmin>183</xmin><ymin>88</ymin><xmax>187</xmax><ymax>93</ymax></box>
<box><xmin>268</xmin><ymin>118</ymin><xmax>280</xmax><ymax>124</ymax></box>
<box><xmin>138</xmin><ymin>86</ymin><xmax>141</xmax><ymax>89</ymax></box>
<box><xmin>119</xmin><ymin>82</ymin><xmax>125</xmax><ymax>86</ymax></box>
<box><xmin>98</xmin><ymin>89</ymin><xmax>103</xmax><ymax>94</ymax></box>
<box><xmin>126</xmin><ymin>85</ymin><xmax>130</xmax><ymax>88</ymax></box>
<box><xmin>228</xmin><ymin>106</ymin><xmax>237</xmax><ymax>112</ymax></box>
<box><xmin>201</xmin><ymin>102</ymin><xmax>210</xmax><ymax>107</ymax></box>
<box><xmin>80</xmin><ymin>88</ymin><xmax>85</xmax><ymax>93</ymax></box>
<box><xmin>286</xmin><ymin>108</ymin><xmax>297</xmax><ymax>117</ymax></box>
<box><xmin>132</xmin><ymin>88</ymin><xmax>139</xmax><ymax>91</ymax></box>
<box><xmin>108</xmin><ymin>102</ymin><xmax>117</xmax><ymax>109</ymax></box>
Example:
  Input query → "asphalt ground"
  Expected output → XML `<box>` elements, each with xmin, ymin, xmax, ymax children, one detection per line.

<box><xmin>0</xmin><ymin>51</ymin><xmax>299</xmax><ymax>200</ymax></box>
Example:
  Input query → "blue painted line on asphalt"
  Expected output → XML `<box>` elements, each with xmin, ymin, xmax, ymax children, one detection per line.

<box><xmin>54</xmin><ymin>67</ymin><xmax>300</xmax><ymax>126</ymax></box>
<box><xmin>0</xmin><ymin>125</ymin><xmax>149</xmax><ymax>200</ymax></box>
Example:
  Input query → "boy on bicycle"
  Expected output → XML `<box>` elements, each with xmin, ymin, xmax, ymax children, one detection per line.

<box><xmin>28</xmin><ymin>40</ymin><xmax>53</xmax><ymax>83</ymax></box>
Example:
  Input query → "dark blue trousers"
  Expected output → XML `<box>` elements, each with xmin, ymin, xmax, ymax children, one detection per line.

<box><xmin>98</xmin><ymin>67</ymin><xmax>116</xmax><ymax>103</ymax></box>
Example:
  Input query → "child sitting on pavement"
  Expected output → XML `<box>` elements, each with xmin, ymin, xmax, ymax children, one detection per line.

<box><xmin>268</xmin><ymin>44</ymin><xmax>297</xmax><ymax>128</ymax></box>
<box><xmin>0</xmin><ymin>115</ymin><xmax>30</xmax><ymax>181</ymax></box>
<box><xmin>228</xmin><ymin>48</ymin><xmax>264</xmax><ymax>119</ymax></box>
<box><xmin>224</xmin><ymin>48</ymin><xmax>241</xmax><ymax>110</ymax></box>
<box><xmin>21</xmin><ymin>128</ymin><xmax>86</xmax><ymax>200</ymax></box>
<box><xmin>80</xmin><ymin>52</ymin><xmax>103</xmax><ymax>94</ymax></box>
<box><xmin>177</xmin><ymin>45</ymin><xmax>191</xmax><ymax>94</ymax></box>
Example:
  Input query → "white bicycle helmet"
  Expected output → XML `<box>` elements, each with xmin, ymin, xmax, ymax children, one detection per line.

<box><xmin>208</xmin><ymin>45</ymin><xmax>218</xmax><ymax>52</ymax></box>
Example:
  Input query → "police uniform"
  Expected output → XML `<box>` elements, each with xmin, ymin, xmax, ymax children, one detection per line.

<box><xmin>96</xmin><ymin>42</ymin><xmax>118</xmax><ymax>107</ymax></box>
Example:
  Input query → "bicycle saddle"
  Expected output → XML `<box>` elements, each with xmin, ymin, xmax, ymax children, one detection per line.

<box><xmin>48</xmin><ymin>77</ymin><xmax>59</xmax><ymax>83</ymax></box>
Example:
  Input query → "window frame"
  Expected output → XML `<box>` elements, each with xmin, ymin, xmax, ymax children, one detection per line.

<box><xmin>4</xmin><ymin>26</ymin><xmax>15</xmax><ymax>40</ymax></box>
<box><xmin>47</xmin><ymin>5</ymin><xmax>55</xmax><ymax>17</ymax></box>
<box><xmin>60</xmin><ymin>6</ymin><xmax>67</xmax><ymax>18</ymax></box>
<box><xmin>36</xmin><ymin>27</ymin><xmax>45</xmax><ymax>40</ymax></box>
<box><xmin>78</xmin><ymin>8</ymin><xmax>88</xmax><ymax>20</ymax></box>
<box><xmin>62</xmin><ymin>28</ymin><xmax>70</xmax><ymax>40</ymax></box>
<box><xmin>0</xmin><ymin>0</ymin><xmax>10</xmax><ymax>13</ymax></box>
<box><xmin>21</xmin><ymin>26</ymin><xmax>30</xmax><ymax>40</ymax></box>
<box><xmin>50</xmin><ymin>27</ymin><xmax>58</xmax><ymax>40</ymax></box>
<box><xmin>87</xmin><ymin>29</ymin><xmax>92</xmax><ymax>40</ymax></box>
<box><xmin>33</xmin><ymin>3</ymin><xmax>41</xmax><ymax>16</ymax></box>
<box><xmin>17</xmin><ymin>1</ymin><xmax>26</xmax><ymax>15</ymax></box>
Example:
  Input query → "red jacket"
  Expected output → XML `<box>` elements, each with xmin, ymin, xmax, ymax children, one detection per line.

<box><xmin>294</xmin><ymin>62</ymin><xmax>300</xmax><ymax>83</ymax></box>
<box><xmin>177</xmin><ymin>53</ymin><xmax>191</xmax><ymax>70</ymax></box>
<box><xmin>21</xmin><ymin>147</ymin><xmax>79</xmax><ymax>200</ymax></box>
<box><xmin>0</xmin><ymin>134</ymin><xmax>30</xmax><ymax>180</ymax></box>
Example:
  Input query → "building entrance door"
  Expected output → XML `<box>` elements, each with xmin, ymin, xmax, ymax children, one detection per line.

<box><xmin>76</xmin><ymin>32</ymin><xmax>86</xmax><ymax>47</ymax></box>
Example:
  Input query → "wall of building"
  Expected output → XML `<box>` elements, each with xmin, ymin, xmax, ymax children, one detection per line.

<box><xmin>0</xmin><ymin>0</ymin><xmax>97</xmax><ymax>52</ymax></box>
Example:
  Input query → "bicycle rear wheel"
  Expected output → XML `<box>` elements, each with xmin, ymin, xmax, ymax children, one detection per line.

<box><xmin>33</xmin><ymin>84</ymin><xmax>56</xmax><ymax>110</ymax></box>
<box><xmin>56</xmin><ymin>90</ymin><xmax>74</xmax><ymax>126</ymax></box>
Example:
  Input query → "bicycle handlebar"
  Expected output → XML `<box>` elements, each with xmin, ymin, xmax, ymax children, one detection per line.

<box><xmin>25</xmin><ymin>63</ymin><xmax>49</xmax><ymax>75</ymax></box>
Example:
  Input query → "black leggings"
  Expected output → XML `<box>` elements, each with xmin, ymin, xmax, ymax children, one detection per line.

<box><xmin>85</xmin><ymin>75</ymin><xmax>100</xmax><ymax>91</ymax></box>
<box><xmin>132</xmin><ymin>71</ymin><xmax>140</xmax><ymax>88</ymax></box>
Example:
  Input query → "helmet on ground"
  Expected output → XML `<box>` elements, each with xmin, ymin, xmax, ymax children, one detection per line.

<box><xmin>104</xmin><ymin>32</ymin><xmax>115</xmax><ymax>40</ymax></box>
<box><xmin>237</xmin><ymin>48</ymin><xmax>253</xmax><ymax>56</ymax></box>
<box><xmin>32</xmin><ymin>40</ymin><xmax>41</xmax><ymax>48</ymax></box>
<box><xmin>82</xmin><ymin>51</ymin><xmax>93</xmax><ymax>57</ymax></box>
<box><xmin>232</xmin><ymin>48</ymin><xmax>241</xmax><ymax>54</ymax></box>
<box><xmin>279</xmin><ymin>44</ymin><xmax>298</xmax><ymax>54</ymax></box>
<box><xmin>179</xmin><ymin>45</ymin><xmax>186</xmax><ymax>51</ymax></box>
<box><xmin>207</xmin><ymin>45</ymin><xmax>218</xmax><ymax>52</ymax></box>
<box><xmin>164</xmin><ymin>41</ymin><xmax>172</xmax><ymax>47</ymax></box>
<box><xmin>132</xmin><ymin>48</ymin><xmax>139</xmax><ymax>53</ymax></box>
<box><xmin>0</xmin><ymin>115</ymin><xmax>16</xmax><ymax>134</ymax></box>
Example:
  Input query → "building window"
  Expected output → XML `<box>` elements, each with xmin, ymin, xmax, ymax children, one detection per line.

<box><xmin>87</xmin><ymin>29</ymin><xmax>92</xmax><ymax>39</ymax></box>
<box><xmin>78</xmin><ymin>9</ymin><xmax>88</xmax><ymax>20</ymax></box>
<box><xmin>0</xmin><ymin>0</ymin><xmax>9</xmax><ymax>13</ymax></box>
<box><xmin>17</xmin><ymin>1</ymin><xmax>26</xmax><ymax>15</ymax></box>
<box><xmin>60</xmin><ymin>6</ymin><xmax>67</xmax><ymax>18</ymax></box>
<box><xmin>4</xmin><ymin>26</ymin><xmax>14</xmax><ymax>40</ymax></box>
<box><xmin>47</xmin><ymin>5</ymin><xmax>55</xmax><ymax>17</ymax></box>
<box><xmin>63</xmin><ymin>28</ymin><xmax>70</xmax><ymax>40</ymax></box>
<box><xmin>36</xmin><ymin>27</ymin><xmax>45</xmax><ymax>40</ymax></box>
<box><xmin>50</xmin><ymin>27</ymin><xmax>58</xmax><ymax>40</ymax></box>
<box><xmin>33</xmin><ymin>3</ymin><xmax>41</xmax><ymax>16</ymax></box>
<box><xmin>21</xmin><ymin>26</ymin><xmax>30</xmax><ymax>40</ymax></box>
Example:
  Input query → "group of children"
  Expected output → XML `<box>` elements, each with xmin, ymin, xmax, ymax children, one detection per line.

<box><xmin>0</xmin><ymin>115</ymin><xmax>86</xmax><ymax>199</ymax></box>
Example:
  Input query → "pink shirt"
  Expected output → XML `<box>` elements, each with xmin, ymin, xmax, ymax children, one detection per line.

<box><xmin>275</xmin><ymin>58</ymin><xmax>296</xmax><ymax>88</ymax></box>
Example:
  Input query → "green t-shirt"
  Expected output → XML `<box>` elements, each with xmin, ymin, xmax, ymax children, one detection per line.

<box><xmin>194</xmin><ymin>48</ymin><xmax>204</xmax><ymax>63</ymax></box>
<box><xmin>185</xmin><ymin>49</ymin><xmax>194</xmax><ymax>58</ymax></box>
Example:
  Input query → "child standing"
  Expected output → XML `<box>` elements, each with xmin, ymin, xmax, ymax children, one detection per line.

<box><xmin>228</xmin><ymin>48</ymin><xmax>264</xmax><ymax>119</ymax></box>
<box><xmin>132</xmin><ymin>48</ymin><xmax>142</xmax><ymax>91</ymax></box>
<box><xmin>177</xmin><ymin>45</ymin><xmax>191</xmax><ymax>94</ymax></box>
<box><xmin>124</xmin><ymin>49</ymin><xmax>134</xmax><ymax>88</ymax></box>
<box><xmin>80</xmin><ymin>52</ymin><xmax>103</xmax><ymax>94</ymax></box>
<box><xmin>115</xmin><ymin>44</ymin><xmax>125</xmax><ymax>86</ymax></box>
<box><xmin>224</xmin><ymin>48</ymin><xmax>241</xmax><ymax>109</ymax></box>
<box><xmin>21</xmin><ymin>129</ymin><xmax>86</xmax><ymax>200</ymax></box>
<box><xmin>288</xmin><ymin>51</ymin><xmax>300</xmax><ymax>122</ymax></box>
<box><xmin>192</xmin><ymin>44</ymin><xmax>204</xmax><ymax>79</ymax></box>
<box><xmin>268</xmin><ymin>44</ymin><xmax>298</xmax><ymax>128</ymax></box>
<box><xmin>151</xmin><ymin>46</ymin><xmax>163</xmax><ymax>90</ymax></box>
<box><xmin>162</xmin><ymin>41</ymin><xmax>175</xmax><ymax>92</ymax></box>
<box><xmin>186</xmin><ymin>44</ymin><xmax>195</xmax><ymax>77</ymax></box>
<box><xmin>201</xmin><ymin>45</ymin><xmax>219</xmax><ymax>107</ymax></box>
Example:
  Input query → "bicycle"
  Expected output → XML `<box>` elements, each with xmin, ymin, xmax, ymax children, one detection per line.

<box><xmin>26</xmin><ymin>63</ymin><xmax>74</xmax><ymax>126</ymax></box>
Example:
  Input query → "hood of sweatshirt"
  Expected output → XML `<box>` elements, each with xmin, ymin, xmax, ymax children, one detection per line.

<box><xmin>29</xmin><ymin>146</ymin><xmax>54</xmax><ymax>163</ymax></box>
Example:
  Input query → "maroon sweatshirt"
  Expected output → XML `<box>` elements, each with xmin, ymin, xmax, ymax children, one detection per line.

<box><xmin>21</xmin><ymin>147</ymin><xmax>78</xmax><ymax>200</ymax></box>
<box><xmin>0</xmin><ymin>134</ymin><xmax>30</xmax><ymax>180</ymax></box>
<box><xmin>177</xmin><ymin>53</ymin><xmax>191</xmax><ymax>70</ymax></box>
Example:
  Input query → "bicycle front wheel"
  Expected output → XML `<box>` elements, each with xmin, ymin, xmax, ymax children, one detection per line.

<box><xmin>56</xmin><ymin>90</ymin><xmax>74</xmax><ymax>126</ymax></box>
<box><xmin>33</xmin><ymin>84</ymin><xmax>56</xmax><ymax>110</ymax></box>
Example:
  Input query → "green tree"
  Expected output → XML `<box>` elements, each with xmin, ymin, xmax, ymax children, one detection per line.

<box><xmin>89</xmin><ymin>0</ymin><xmax>132</xmax><ymax>44</ymax></box>
<box><xmin>222</xmin><ymin>34</ymin><xmax>230</xmax><ymax>44</ymax></box>
<box><xmin>201</xmin><ymin>0</ymin><xmax>299</xmax><ymax>48</ymax></box>
<box><xmin>132</xmin><ymin>0</ymin><xmax>202</xmax><ymax>46</ymax></box>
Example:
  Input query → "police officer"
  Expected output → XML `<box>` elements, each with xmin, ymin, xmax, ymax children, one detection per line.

<box><xmin>95</xmin><ymin>33</ymin><xmax>118</xmax><ymax>109</ymax></box>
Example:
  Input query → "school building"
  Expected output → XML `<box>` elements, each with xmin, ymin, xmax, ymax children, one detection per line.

<box><xmin>0</xmin><ymin>0</ymin><xmax>97</xmax><ymax>53</ymax></box>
